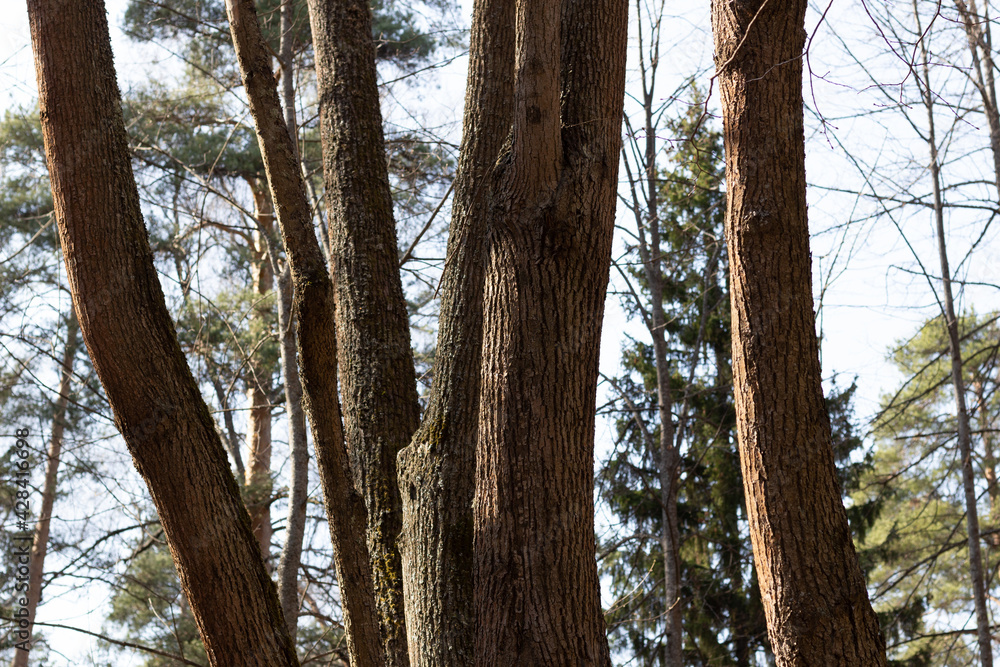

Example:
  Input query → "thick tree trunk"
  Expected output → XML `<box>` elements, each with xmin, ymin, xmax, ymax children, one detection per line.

<box><xmin>473</xmin><ymin>0</ymin><xmax>627</xmax><ymax>662</ymax></box>
<box><xmin>305</xmin><ymin>1</ymin><xmax>420</xmax><ymax>662</ymax></box>
<box><xmin>711</xmin><ymin>1</ymin><xmax>887</xmax><ymax>664</ymax></box>
<box><xmin>26</xmin><ymin>2</ymin><xmax>298</xmax><ymax>663</ymax></box>
<box><xmin>954</xmin><ymin>0</ymin><xmax>1000</xmax><ymax>199</ymax></box>
<box><xmin>11</xmin><ymin>313</ymin><xmax>78</xmax><ymax>667</ymax></box>
<box><xmin>395</xmin><ymin>0</ymin><xmax>513</xmax><ymax>662</ymax></box>
<box><xmin>225</xmin><ymin>1</ymin><xmax>385</xmax><ymax>663</ymax></box>
<box><xmin>247</xmin><ymin>183</ymin><xmax>276</xmax><ymax>566</ymax></box>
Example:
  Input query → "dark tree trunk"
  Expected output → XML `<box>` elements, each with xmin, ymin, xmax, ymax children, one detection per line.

<box><xmin>473</xmin><ymin>0</ymin><xmax>627</xmax><ymax>662</ymax></box>
<box><xmin>26</xmin><ymin>1</ymin><xmax>298</xmax><ymax>663</ymax></box>
<box><xmin>224</xmin><ymin>1</ymin><xmax>385</xmax><ymax>663</ymax></box>
<box><xmin>12</xmin><ymin>312</ymin><xmax>78</xmax><ymax>667</ymax></box>
<box><xmin>395</xmin><ymin>0</ymin><xmax>514</xmax><ymax>662</ymax></box>
<box><xmin>305</xmin><ymin>0</ymin><xmax>421</xmax><ymax>661</ymax></box>
<box><xmin>711</xmin><ymin>1</ymin><xmax>887</xmax><ymax>664</ymax></box>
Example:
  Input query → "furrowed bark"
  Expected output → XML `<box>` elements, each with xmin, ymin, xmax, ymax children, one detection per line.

<box><xmin>473</xmin><ymin>0</ymin><xmax>627</xmax><ymax>661</ymax></box>
<box><xmin>711</xmin><ymin>1</ymin><xmax>887</xmax><ymax>664</ymax></box>
<box><xmin>225</xmin><ymin>0</ymin><xmax>385</xmax><ymax>663</ymax></box>
<box><xmin>395</xmin><ymin>0</ymin><xmax>514</xmax><ymax>662</ymax></box>
<box><xmin>26</xmin><ymin>1</ymin><xmax>298</xmax><ymax>663</ymax></box>
<box><xmin>305</xmin><ymin>0</ymin><xmax>420</xmax><ymax>661</ymax></box>
<box><xmin>12</xmin><ymin>313</ymin><xmax>78</xmax><ymax>667</ymax></box>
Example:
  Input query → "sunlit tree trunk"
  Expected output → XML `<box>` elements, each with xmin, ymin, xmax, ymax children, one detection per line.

<box><xmin>711</xmin><ymin>0</ymin><xmax>887</xmax><ymax>663</ymax></box>
<box><xmin>27</xmin><ymin>1</ymin><xmax>298</xmax><ymax>662</ymax></box>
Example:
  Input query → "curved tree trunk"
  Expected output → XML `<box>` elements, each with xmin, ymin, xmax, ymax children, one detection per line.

<box><xmin>305</xmin><ymin>1</ymin><xmax>421</xmax><ymax>662</ymax></box>
<box><xmin>26</xmin><ymin>2</ymin><xmax>298</xmax><ymax>663</ymax></box>
<box><xmin>395</xmin><ymin>0</ymin><xmax>514</xmax><ymax>662</ymax></box>
<box><xmin>473</xmin><ymin>0</ymin><xmax>627</xmax><ymax>662</ymax></box>
<box><xmin>711</xmin><ymin>1</ymin><xmax>887</xmax><ymax>664</ymax></box>
<box><xmin>225</xmin><ymin>1</ymin><xmax>385</xmax><ymax>663</ymax></box>
<box><xmin>11</xmin><ymin>312</ymin><xmax>78</xmax><ymax>667</ymax></box>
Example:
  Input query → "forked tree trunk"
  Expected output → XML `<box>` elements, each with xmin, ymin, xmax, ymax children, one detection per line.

<box><xmin>711</xmin><ymin>1</ymin><xmax>887</xmax><ymax>664</ymax></box>
<box><xmin>26</xmin><ymin>2</ymin><xmax>298</xmax><ymax>663</ymax></box>
<box><xmin>304</xmin><ymin>1</ymin><xmax>420</xmax><ymax>662</ymax></box>
<box><xmin>11</xmin><ymin>313</ymin><xmax>78</xmax><ymax>667</ymax></box>
<box><xmin>395</xmin><ymin>0</ymin><xmax>513</xmax><ymax>661</ymax></box>
<box><xmin>473</xmin><ymin>0</ymin><xmax>627</xmax><ymax>662</ymax></box>
<box><xmin>225</xmin><ymin>1</ymin><xmax>384</xmax><ymax>663</ymax></box>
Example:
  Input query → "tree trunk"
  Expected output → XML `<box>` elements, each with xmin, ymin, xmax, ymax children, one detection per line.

<box><xmin>26</xmin><ymin>2</ymin><xmax>298</xmax><ymax>663</ymax></box>
<box><xmin>11</xmin><ymin>312</ymin><xmax>78</xmax><ymax>667</ymax></box>
<box><xmin>711</xmin><ymin>1</ymin><xmax>887</xmax><ymax>664</ymax></box>
<box><xmin>395</xmin><ymin>0</ymin><xmax>513</xmax><ymax>662</ymax></box>
<box><xmin>473</xmin><ymin>0</ymin><xmax>627</xmax><ymax>662</ymax></box>
<box><xmin>915</xmin><ymin>18</ymin><xmax>994</xmax><ymax>661</ymax></box>
<box><xmin>305</xmin><ymin>0</ymin><xmax>421</xmax><ymax>661</ymax></box>
<box><xmin>247</xmin><ymin>183</ymin><xmax>276</xmax><ymax>566</ymax></box>
<box><xmin>275</xmin><ymin>266</ymin><xmax>310</xmax><ymax>638</ymax></box>
<box><xmin>954</xmin><ymin>0</ymin><xmax>1000</xmax><ymax>200</ymax></box>
<box><xmin>225</xmin><ymin>1</ymin><xmax>385</xmax><ymax>663</ymax></box>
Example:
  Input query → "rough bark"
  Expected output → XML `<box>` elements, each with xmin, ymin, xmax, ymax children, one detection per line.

<box><xmin>224</xmin><ymin>1</ymin><xmax>384</xmax><ymax>663</ymax></box>
<box><xmin>305</xmin><ymin>0</ymin><xmax>420</xmax><ymax>663</ymax></box>
<box><xmin>916</xmin><ymin>22</ymin><xmax>994</xmax><ymax>662</ymax></box>
<box><xmin>272</xmin><ymin>2</ymin><xmax>310</xmax><ymax>638</ymax></box>
<box><xmin>11</xmin><ymin>313</ymin><xmax>78</xmax><ymax>667</ymax></box>
<box><xmin>246</xmin><ymin>183</ymin><xmax>276</xmax><ymax>566</ymax></box>
<box><xmin>26</xmin><ymin>1</ymin><xmax>298</xmax><ymax>663</ymax></box>
<box><xmin>395</xmin><ymin>0</ymin><xmax>514</xmax><ymax>662</ymax></box>
<box><xmin>710</xmin><ymin>1</ymin><xmax>887</xmax><ymax>664</ymax></box>
<box><xmin>473</xmin><ymin>0</ymin><xmax>627</xmax><ymax>662</ymax></box>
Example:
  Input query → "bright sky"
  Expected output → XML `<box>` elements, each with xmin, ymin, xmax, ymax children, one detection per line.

<box><xmin>3</xmin><ymin>0</ymin><xmax>1000</xmax><ymax>663</ymax></box>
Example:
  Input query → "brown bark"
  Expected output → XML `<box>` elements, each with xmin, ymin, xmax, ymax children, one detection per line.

<box><xmin>11</xmin><ymin>313</ymin><xmax>78</xmax><ymax>667</ymax></box>
<box><xmin>246</xmin><ymin>183</ymin><xmax>276</xmax><ymax>566</ymax></box>
<box><xmin>26</xmin><ymin>1</ymin><xmax>298</xmax><ymax>663</ymax></box>
<box><xmin>954</xmin><ymin>0</ymin><xmax>1000</xmax><ymax>200</ymax></box>
<box><xmin>395</xmin><ymin>0</ymin><xmax>514</xmax><ymax>662</ymax></box>
<box><xmin>711</xmin><ymin>1</ymin><xmax>887</xmax><ymax>664</ymax></box>
<box><xmin>224</xmin><ymin>1</ymin><xmax>384</xmax><ymax>663</ymax></box>
<box><xmin>473</xmin><ymin>0</ymin><xmax>627</xmax><ymax>662</ymax></box>
<box><xmin>305</xmin><ymin>0</ymin><xmax>420</xmax><ymax>663</ymax></box>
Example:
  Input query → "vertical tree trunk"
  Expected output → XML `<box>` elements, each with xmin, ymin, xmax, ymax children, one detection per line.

<box><xmin>225</xmin><ymin>1</ymin><xmax>385</xmax><ymax>663</ymax></box>
<box><xmin>954</xmin><ymin>0</ymin><xmax>1000</xmax><ymax>199</ymax></box>
<box><xmin>473</xmin><ymin>0</ymin><xmax>627</xmax><ymax>662</ymax></box>
<box><xmin>915</xmin><ymin>19</ymin><xmax>994</xmax><ymax>660</ymax></box>
<box><xmin>273</xmin><ymin>2</ymin><xmax>310</xmax><ymax>637</ymax></box>
<box><xmin>26</xmin><ymin>2</ymin><xmax>298</xmax><ymax>663</ymax></box>
<box><xmin>304</xmin><ymin>1</ymin><xmax>420</xmax><ymax>662</ymax></box>
<box><xmin>711</xmin><ymin>1</ymin><xmax>887</xmax><ymax>664</ymax></box>
<box><xmin>11</xmin><ymin>313</ymin><xmax>78</xmax><ymax>667</ymax></box>
<box><xmin>395</xmin><ymin>0</ymin><xmax>514</xmax><ymax>661</ymax></box>
<box><xmin>247</xmin><ymin>183</ymin><xmax>276</xmax><ymax>565</ymax></box>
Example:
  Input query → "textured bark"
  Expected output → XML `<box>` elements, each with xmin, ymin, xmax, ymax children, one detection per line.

<box><xmin>305</xmin><ymin>0</ymin><xmax>420</xmax><ymax>663</ymax></box>
<box><xmin>275</xmin><ymin>266</ymin><xmax>310</xmax><ymax>638</ymax></box>
<box><xmin>395</xmin><ymin>0</ymin><xmax>514</xmax><ymax>662</ymax></box>
<box><xmin>27</xmin><ymin>1</ymin><xmax>298</xmax><ymax>663</ymax></box>
<box><xmin>915</xmin><ymin>23</ymin><xmax>994</xmax><ymax>662</ymax></box>
<box><xmin>11</xmin><ymin>313</ymin><xmax>78</xmax><ymax>667</ymax></box>
<box><xmin>246</xmin><ymin>184</ymin><xmax>276</xmax><ymax>566</ymax></box>
<box><xmin>273</xmin><ymin>3</ymin><xmax>310</xmax><ymax>638</ymax></box>
<box><xmin>225</xmin><ymin>1</ymin><xmax>384</xmax><ymax>663</ymax></box>
<box><xmin>473</xmin><ymin>0</ymin><xmax>627</xmax><ymax>662</ymax></box>
<box><xmin>711</xmin><ymin>1</ymin><xmax>887</xmax><ymax>664</ymax></box>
